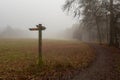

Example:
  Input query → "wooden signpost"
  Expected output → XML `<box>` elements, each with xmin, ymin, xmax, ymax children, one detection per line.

<box><xmin>29</xmin><ymin>24</ymin><xmax>46</xmax><ymax>66</ymax></box>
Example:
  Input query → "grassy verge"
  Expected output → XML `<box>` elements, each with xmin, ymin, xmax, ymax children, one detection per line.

<box><xmin>107</xmin><ymin>47</ymin><xmax>120</xmax><ymax>74</ymax></box>
<box><xmin>102</xmin><ymin>45</ymin><xmax>120</xmax><ymax>77</ymax></box>
<box><xmin>0</xmin><ymin>39</ymin><xmax>95</xmax><ymax>80</ymax></box>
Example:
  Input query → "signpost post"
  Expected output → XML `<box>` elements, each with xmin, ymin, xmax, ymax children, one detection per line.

<box><xmin>29</xmin><ymin>24</ymin><xmax>46</xmax><ymax>66</ymax></box>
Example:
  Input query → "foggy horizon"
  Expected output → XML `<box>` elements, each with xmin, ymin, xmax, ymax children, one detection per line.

<box><xmin>0</xmin><ymin>0</ymin><xmax>76</xmax><ymax>39</ymax></box>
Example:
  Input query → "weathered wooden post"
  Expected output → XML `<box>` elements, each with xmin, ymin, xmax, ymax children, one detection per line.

<box><xmin>29</xmin><ymin>24</ymin><xmax>46</xmax><ymax>66</ymax></box>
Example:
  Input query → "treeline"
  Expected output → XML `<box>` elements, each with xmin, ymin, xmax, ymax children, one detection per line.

<box><xmin>0</xmin><ymin>26</ymin><xmax>37</xmax><ymax>38</ymax></box>
<box><xmin>63</xmin><ymin>0</ymin><xmax>120</xmax><ymax>48</ymax></box>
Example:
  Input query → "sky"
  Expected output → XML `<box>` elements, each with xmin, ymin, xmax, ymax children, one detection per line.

<box><xmin>0</xmin><ymin>0</ymin><xmax>75</xmax><ymax>38</ymax></box>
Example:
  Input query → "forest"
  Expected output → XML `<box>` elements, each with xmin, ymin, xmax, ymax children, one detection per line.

<box><xmin>63</xmin><ymin>0</ymin><xmax>120</xmax><ymax>48</ymax></box>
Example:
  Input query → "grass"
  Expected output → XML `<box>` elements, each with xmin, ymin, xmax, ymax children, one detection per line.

<box><xmin>102</xmin><ymin>45</ymin><xmax>120</xmax><ymax>77</ymax></box>
<box><xmin>0</xmin><ymin>39</ymin><xmax>95</xmax><ymax>80</ymax></box>
<box><xmin>106</xmin><ymin>47</ymin><xmax>120</xmax><ymax>74</ymax></box>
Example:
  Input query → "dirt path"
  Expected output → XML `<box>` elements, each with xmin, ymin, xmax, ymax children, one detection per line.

<box><xmin>72</xmin><ymin>44</ymin><xmax>120</xmax><ymax>80</ymax></box>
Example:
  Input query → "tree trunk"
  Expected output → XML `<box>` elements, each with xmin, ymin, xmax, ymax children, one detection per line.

<box><xmin>106</xmin><ymin>15</ymin><xmax>109</xmax><ymax>44</ymax></box>
<box><xmin>95</xmin><ymin>17</ymin><xmax>102</xmax><ymax>44</ymax></box>
<box><xmin>109</xmin><ymin>0</ymin><xmax>114</xmax><ymax>46</ymax></box>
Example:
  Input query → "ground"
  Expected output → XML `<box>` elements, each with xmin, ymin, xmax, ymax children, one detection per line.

<box><xmin>0</xmin><ymin>39</ymin><xmax>120</xmax><ymax>80</ymax></box>
<box><xmin>72</xmin><ymin>44</ymin><xmax>120</xmax><ymax>80</ymax></box>
<box><xmin>0</xmin><ymin>39</ymin><xmax>95</xmax><ymax>80</ymax></box>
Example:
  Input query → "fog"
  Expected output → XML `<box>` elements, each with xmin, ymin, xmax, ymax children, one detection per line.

<box><xmin>0</xmin><ymin>0</ymin><xmax>75</xmax><ymax>39</ymax></box>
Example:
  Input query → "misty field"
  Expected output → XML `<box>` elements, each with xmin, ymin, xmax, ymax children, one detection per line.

<box><xmin>0</xmin><ymin>39</ymin><xmax>95</xmax><ymax>80</ymax></box>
